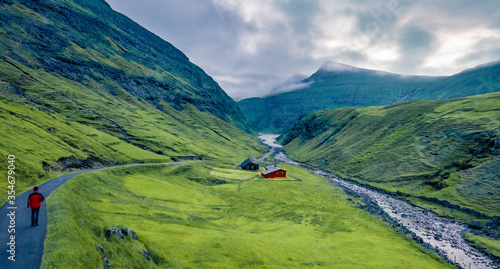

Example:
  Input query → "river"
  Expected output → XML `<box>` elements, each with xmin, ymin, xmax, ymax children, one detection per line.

<box><xmin>259</xmin><ymin>134</ymin><xmax>499</xmax><ymax>269</ymax></box>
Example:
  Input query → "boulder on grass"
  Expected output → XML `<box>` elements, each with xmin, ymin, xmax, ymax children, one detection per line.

<box><xmin>121</xmin><ymin>228</ymin><xmax>137</xmax><ymax>240</ymax></box>
<box><xmin>105</xmin><ymin>227</ymin><xmax>124</xmax><ymax>239</ymax></box>
<box><xmin>102</xmin><ymin>256</ymin><xmax>110</xmax><ymax>269</ymax></box>
<box><xmin>142</xmin><ymin>249</ymin><xmax>151</xmax><ymax>260</ymax></box>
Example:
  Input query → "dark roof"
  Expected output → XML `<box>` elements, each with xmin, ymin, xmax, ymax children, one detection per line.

<box><xmin>261</xmin><ymin>166</ymin><xmax>285</xmax><ymax>175</ymax></box>
<box><xmin>240</xmin><ymin>159</ymin><xmax>252</xmax><ymax>167</ymax></box>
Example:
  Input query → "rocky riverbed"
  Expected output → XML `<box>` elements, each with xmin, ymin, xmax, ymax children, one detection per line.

<box><xmin>261</xmin><ymin>135</ymin><xmax>499</xmax><ymax>269</ymax></box>
<box><xmin>274</xmin><ymin>152</ymin><xmax>499</xmax><ymax>269</ymax></box>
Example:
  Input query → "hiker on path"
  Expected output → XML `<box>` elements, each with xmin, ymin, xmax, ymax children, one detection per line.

<box><xmin>27</xmin><ymin>186</ymin><xmax>45</xmax><ymax>226</ymax></box>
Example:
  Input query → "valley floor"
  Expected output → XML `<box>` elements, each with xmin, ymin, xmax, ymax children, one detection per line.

<box><xmin>275</xmin><ymin>152</ymin><xmax>499</xmax><ymax>269</ymax></box>
<box><xmin>41</xmin><ymin>161</ymin><xmax>451</xmax><ymax>268</ymax></box>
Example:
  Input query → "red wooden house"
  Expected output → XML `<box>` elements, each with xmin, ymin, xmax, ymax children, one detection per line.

<box><xmin>258</xmin><ymin>166</ymin><xmax>286</xmax><ymax>179</ymax></box>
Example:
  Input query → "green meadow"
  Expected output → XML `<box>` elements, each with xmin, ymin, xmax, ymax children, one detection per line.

<box><xmin>42</xmin><ymin>162</ymin><xmax>451</xmax><ymax>268</ymax></box>
<box><xmin>464</xmin><ymin>233</ymin><xmax>500</xmax><ymax>260</ymax></box>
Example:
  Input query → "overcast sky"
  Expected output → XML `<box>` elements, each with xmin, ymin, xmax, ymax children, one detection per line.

<box><xmin>105</xmin><ymin>0</ymin><xmax>500</xmax><ymax>100</ymax></box>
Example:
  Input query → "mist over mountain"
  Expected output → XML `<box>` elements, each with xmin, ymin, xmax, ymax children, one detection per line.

<box><xmin>238</xmin><ymin>61</ymin><xmax>440</xmax><ymax>133</ymax></box>
<box><xmin>238</xmin><ymin>60</ymin><xmax>500</xmax><ymax>133</ymax></box>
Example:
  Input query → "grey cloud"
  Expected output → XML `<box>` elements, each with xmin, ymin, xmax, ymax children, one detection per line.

<box><xmin>106</xmin><ymin>0</ymin><xmax>500</xmax><ymax>99</ymax></box>
<box><xmin>398</xmin><ymin>24</ymin><xmax>435</xmax><ymax>55</ymax></box>
<box><xmin>268</xmin><ymin>74</ymin><xmax>311</xmax><ymax>95</ymax></box>
<box><xmin>456</xmin><ymin>37</ymin><xmax>500</xmax><ymax>65</ymax></box>
<box><xmin>279</xmin><ymin>0</ymin><xmax>320</xmax><ymax>35</ymax></box>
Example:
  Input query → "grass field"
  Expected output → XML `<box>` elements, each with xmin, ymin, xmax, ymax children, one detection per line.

<box><xmin>464</xmin><ymin>233</ymin><xmax>500</xmax><ymax>260</ymax></box>
<box><xmin>42</xmin><ymin>162</ymin><xmax>452</xmax><ymax>268</ymax></box>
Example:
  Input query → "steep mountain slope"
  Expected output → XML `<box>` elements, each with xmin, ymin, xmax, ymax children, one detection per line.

<box><xmin>239</xmin><ymin>61</ymin><xmax>500</xmax><ymax>133</ymax></box>
<box><xmin>0</xmin><ymin>0</ymin><xmax>251</xmax><ymax>131</ymax></box>
<box><xmin>0</xmin><ymin>0</ymin><xmax>265</xmax><ymax>197</ymax></box>
<box><xmin>278</xmin><ymin>92</ymin><xmax>500</xmax><ymax>216</ymax></box>
<box><xmin>238</xmin><ymin>62</ymin><xmax>441</xmax><ymax>133</ymax></box>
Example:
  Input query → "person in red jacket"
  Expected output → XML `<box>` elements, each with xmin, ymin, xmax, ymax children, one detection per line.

<box><xmin>27</xmin><ymin>186</ymin><xmax>45</xmax><ymax>226</ymax></box>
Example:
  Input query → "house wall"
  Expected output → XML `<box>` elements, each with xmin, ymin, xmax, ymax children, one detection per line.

<box><xmin>263</xmin><ymin>170</ymin><xmax>286</xmax><ymax>178</ymax></box>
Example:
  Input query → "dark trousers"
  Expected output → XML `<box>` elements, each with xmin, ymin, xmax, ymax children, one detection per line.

<box><xmin>31</xmin><ymin>208</ymin><xmax>40</xmax><ymax>226</ymax></box>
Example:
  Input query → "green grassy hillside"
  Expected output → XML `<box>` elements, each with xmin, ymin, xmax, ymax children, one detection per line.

<box><xmin>279</xmin><ymin>92</ymin><xmax>500</xmax><ymax>217</ymax></box>
<box><xmin>0</xmin><ymin>0</ymin><xmax>251</xmax><ymax>131</ymax></box>
<box><xmin>0</xmin><ymin>0</ymin><xmax>266</xmax><ymax>200</ymax></box>
<box><xmin>41</xmin><ymin>163</ymin><xmax>451</xmax><ymax>268</ymax></box>
<box><xmin>239</xmin><ymin>61</ymin><xmax>500</xmax><ymax>133</ymax></box>
<box><xmin>0</xmin><ymin>92</ymin><xmax>265</xmax><ymax>202</ymax></box>
<box><xmin>401</xmin><ymin>60</ymin><xmax>500</xmax><ymax>101</ymax></box>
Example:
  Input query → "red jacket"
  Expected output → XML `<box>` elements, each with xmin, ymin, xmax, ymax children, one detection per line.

<box><xmin>27</xmin><ymin>190</ymin><xmax>45</xmax><ymax>209</ymax></box>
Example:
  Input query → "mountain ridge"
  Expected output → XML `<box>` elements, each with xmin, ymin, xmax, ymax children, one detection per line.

<box><xmin>238</xmin><ymin>60</ymin><xmax>500</xmax><ymax>133</ymax></box>
<box><xmin>278</xmin><ymin>91</ymin><xmax>500</xmax><ymax>217</ymax></box>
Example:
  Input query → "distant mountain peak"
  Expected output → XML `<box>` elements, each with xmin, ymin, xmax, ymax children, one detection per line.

<box><xmin>319</xmin><ymin>61</ymin><xmax>361</xmax><ymax>73</ymax></box>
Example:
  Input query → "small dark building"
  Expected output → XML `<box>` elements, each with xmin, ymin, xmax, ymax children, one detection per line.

<box><xmin>240</xmin><ymin>159</ymin><xmax>259</xmax><ymax>170</ymax></box>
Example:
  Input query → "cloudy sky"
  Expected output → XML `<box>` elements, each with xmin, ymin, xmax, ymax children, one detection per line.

<box><xmin>105</xmin><ymin>0</ymin><xmax>500</xmax><ymax>100</ymax></box>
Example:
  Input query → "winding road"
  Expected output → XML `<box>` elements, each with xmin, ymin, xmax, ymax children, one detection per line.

<box><xmin>0</xmin><ymin>161</ymin><xmax>195</xmax><ymax>269</ymax></box>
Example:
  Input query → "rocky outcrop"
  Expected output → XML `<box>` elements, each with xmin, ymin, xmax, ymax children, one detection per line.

<box><xmin>42</xmin><ymin>156</ymin><xmax>104</xmax><ymax>173</ymax></box>
<box><xmin>142</xmin><ymin>250</ymin><xmax>151</xmax><ymax>260</ymax></box>
<box><xmin>105</xmin><ymin>227</ymin><xmax>125</xmax><ymax>240</ymax></box>
<box><xmin>101</xmin><ymin>227</ymin><xmax>151</xmax><ymax>267</ymax></box>
<box><xmin>121</xmin><ymin>228</ymin><xmax>137</xmax><ymax>240</ymax></box>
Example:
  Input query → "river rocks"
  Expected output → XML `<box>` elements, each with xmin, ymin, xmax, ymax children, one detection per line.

<box><xmin>485</xmin><ymin>220</ymin><xmax>498</xmax><ymax>230</ymax></box>
<box><xmin>412</xmin><ymin>234</ymin><xmax>424</xmax><ymax>243</ymax></box>
<box><xmin>434</xmin><ymin>233</ymin><xmax>443</xmax><ymax>241</ymax></box>
<box><xmin>468</xmin><ymin>220</ymin><xmax>483</xmax><ymax>230</ymax></box>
